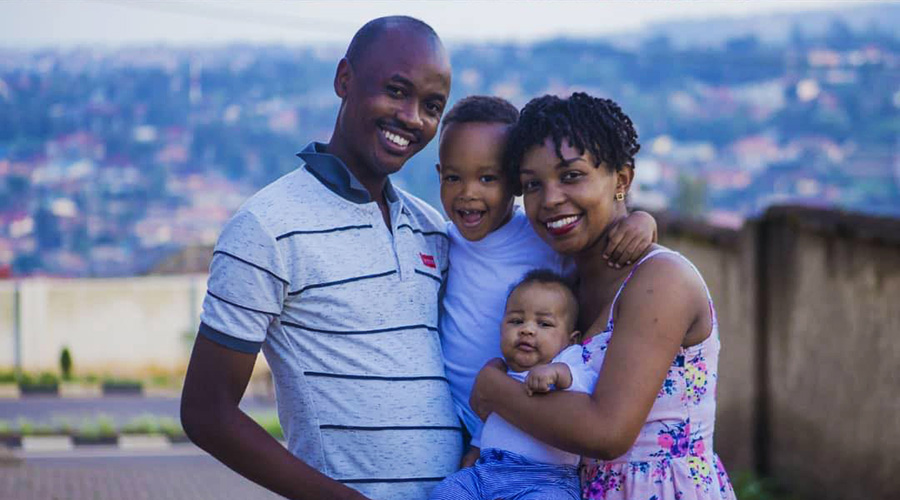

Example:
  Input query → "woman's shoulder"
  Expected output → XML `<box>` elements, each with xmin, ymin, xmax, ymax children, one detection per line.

<box><xmin>621</xmin><ymin>245</ymin><xmax>708</xmax><ymax>309</ymax></box>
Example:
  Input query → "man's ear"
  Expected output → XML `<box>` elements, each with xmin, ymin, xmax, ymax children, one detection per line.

<box><xmin>334</xmin><ymin>58</ymin><xmax>352</xmax><ymax>98</ymax></box>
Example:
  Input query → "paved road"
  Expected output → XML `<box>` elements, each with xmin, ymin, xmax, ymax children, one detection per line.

<box><xmin>0</xmin><ymin>396</ymin><xmax>276</xmax><ymax>425</ymax></box>
<box><xmin>1</xmin><ymin>446</ymin><xmax>284</xmax><ymax>500</ymax></box>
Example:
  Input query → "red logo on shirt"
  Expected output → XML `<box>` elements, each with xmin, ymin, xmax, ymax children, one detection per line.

<box><xmin>420</xmin><ymin>253</ymin><xmax>437</xmax><ymax>268</ymax></box>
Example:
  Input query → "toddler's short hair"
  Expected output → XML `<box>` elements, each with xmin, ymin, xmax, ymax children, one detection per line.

<box><xmin>441</xmin><ymin>95</ymin><xmax>519</xmax><ymax>130</ymax></box>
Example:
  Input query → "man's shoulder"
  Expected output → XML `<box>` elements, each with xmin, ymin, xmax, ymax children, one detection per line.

<box><xmin>396</xmin><ymin>189</ymin><xmax>447</xmax><ymax>234</ymax></box>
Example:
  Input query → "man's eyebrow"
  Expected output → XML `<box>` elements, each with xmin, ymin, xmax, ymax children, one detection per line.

<box><xmin>388</xmin><ymin>74</ymin><xmax>413</xmax><ymax>87</ymax></box>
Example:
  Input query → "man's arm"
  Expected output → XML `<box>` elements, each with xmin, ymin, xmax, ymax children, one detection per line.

<box><xmin>181</xmin><ymin>334</ymin><xmax>369</xmax><ymax>500</ymax></box>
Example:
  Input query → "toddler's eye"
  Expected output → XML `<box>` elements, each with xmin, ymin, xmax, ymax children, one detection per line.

<box><xmin>480</xmin><ymin>175</ymin><xmax>497</xmax><ymax>183</ymax></box>
<box><xmin>443</xmin><ymin>175</ymin><xmax>460</xmax><ymax>183</ymax></box>
<box><xmin>539</xmin><ymin>321</ymin><xmax>555</xmax><ymax>328</ymax></box>
<box><xmin>522</xmin><ymin>179</ymin><xmax>540</xmax><ymax>193</ymax></box>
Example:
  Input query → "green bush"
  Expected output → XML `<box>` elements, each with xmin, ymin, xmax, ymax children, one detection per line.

<box><xmin>158</xmin><ymin>417</ymin><xmax>186</xmax><ymax>439</ymax></box>
<box><xmin>121</xmin><ymin>414</ymin><xmax>162</xmax><ymax>435</ymax></box>
<box><xmin>77</xmin><ymin>415</ymin><xmax>117</xmax><ymax>439</ymax></box>
<box><xmin>17</xmin><ymin>417</ymin><xmax>57</xmax><ymax>436</ymax></box>
<box><xmin>19</xmin><ymin>372</ymin><xmax>59</xmax><ymax>387</ymax></box>
<box><xmin>0</xmin><ymin>370</ymin><xmax>16</xmax><ymax>383</ymax></box>
<box><xmin>250</xmin><ymin>412</ymin><xmax>283</xmax><ymax>440</ymax></box>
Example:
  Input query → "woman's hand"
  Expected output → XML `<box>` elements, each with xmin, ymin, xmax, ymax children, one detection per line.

<box><xmin>469</xmin><ymin>358</ymin><xmax>507</xmax><ymax>421</ymax></box>
<box><xmin>603</xmin><ymin>211</ymin><xmax>657</xmax><ymax>268</ymax></box>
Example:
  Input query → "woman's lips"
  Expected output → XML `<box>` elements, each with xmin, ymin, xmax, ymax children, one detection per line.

<box><xmin>544</xmin><ymin>215</ymin><xmax>582</xmax><ymax>236</ymax></box>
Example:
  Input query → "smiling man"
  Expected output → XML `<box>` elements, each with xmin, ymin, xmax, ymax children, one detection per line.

<box><xmin>180</xmin><ymin>17</ymin><xmax>460</xmax><ymax>500</ymax></box>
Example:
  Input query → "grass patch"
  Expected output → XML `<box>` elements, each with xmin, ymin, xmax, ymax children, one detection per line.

<box><xmin>733</xmin><ymin>471</ymin><xmax>797</xmax><ymax>500</ymax></box>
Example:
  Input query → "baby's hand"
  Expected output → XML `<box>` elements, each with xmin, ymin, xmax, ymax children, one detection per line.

<box><xmin>525</xmin><ymin>364</ymin><xmax>560</xmax><ymax>396</ymax></box>
<box><xmin>603</xmin><ymin>211</ymin><xmax>657</xmax><ymax>268</ymax></box>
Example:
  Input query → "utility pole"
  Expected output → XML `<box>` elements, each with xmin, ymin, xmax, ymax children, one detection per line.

<box><xmin>13</xmin><ymin>281</ymin><xmax>21</xmax><ymax>379</ymax></box>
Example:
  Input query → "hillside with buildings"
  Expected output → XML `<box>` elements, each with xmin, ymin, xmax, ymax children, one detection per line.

<box><xmin>0</xmin><ymin>9</ymin><xmax>898</xmax><ymax>277</ymax></box>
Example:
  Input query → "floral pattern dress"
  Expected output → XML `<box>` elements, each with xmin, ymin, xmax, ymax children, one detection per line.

<box><xmin>580</xmin><ymin>249</ymin><xmax>736</xmax><ymax>500</ymax></box>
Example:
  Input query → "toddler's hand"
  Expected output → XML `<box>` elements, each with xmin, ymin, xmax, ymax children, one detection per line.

<box><xmin>525</xmin><ymin>365</ymin><xmax>558</xmax><ymax>396</ymax></box>
<box><xmin>603</xmin><ymin>211</ymin><xmax>657</xmax><ymax>268</ymax></box>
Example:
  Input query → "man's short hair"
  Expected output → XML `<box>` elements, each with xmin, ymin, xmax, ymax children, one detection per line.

<box><xmin>345</xmin><ymin>16</ymin><xmax>440</xmax><ymax>66</ymax></box>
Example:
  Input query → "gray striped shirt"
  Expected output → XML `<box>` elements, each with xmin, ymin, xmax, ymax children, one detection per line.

<box><xmin>200</xmin><ymin>142</ymin><xmax>461</xmax><ymax>500</ymax></box>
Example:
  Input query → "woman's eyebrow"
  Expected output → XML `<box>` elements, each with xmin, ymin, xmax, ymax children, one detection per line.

<box><xmin>556</xmin><ymin>157</ymin><xmax>587</xmax><ymax>169</ymax></box>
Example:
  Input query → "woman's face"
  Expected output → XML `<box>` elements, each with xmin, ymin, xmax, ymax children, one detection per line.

<box><xmin>519</xmin><ymin>137</ymin><xmax>629</xmax><ymax>256</ymax></box>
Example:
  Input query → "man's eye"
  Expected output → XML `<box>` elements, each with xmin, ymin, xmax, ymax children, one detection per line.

<box><xmin>387</xmin><ymin>86</ymin><xmax>405</xmax><ymax>97</ymax></box>
<box><xmin>425</xmin><ymin>102</ymin><xmax>443</xmax><ymax>115</ymax></box>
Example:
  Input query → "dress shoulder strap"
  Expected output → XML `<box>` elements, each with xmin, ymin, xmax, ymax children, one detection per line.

<box><xmin>605</xmin><ymin>248</ymin><xmax>676</xmax><ymax>326</ymax></box>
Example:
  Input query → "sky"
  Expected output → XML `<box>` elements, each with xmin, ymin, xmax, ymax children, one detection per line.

<box><xmin>0</xmin><ymin>0</ymin><xmax>876</xmax><ymax>48</ymax></box>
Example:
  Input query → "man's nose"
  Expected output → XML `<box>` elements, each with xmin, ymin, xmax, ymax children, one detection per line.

<box><xmin>396</xmin><ymin>100</ymin><xmax>424</xmax><ymax>131</ymax></box>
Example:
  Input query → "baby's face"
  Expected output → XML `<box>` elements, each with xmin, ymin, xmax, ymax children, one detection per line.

<box><xmin>437</xmin><ymin>121</ymin><xmax>515</xmax><ymax>241</ymax></box>
<box><xmin>500</xmin><ymin>282</ymin><xmax>576</xmax><ymax>372</ymax></box>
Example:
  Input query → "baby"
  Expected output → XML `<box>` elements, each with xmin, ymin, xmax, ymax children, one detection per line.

<box><xmin>430</xmin><ymin>269</ymin><xmax>596</xmax><ymax>500</ymax></box>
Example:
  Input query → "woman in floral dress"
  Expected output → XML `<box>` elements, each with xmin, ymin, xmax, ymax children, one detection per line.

<box><xmin>470</xmin><ymin>92</ymin><xmax>736</xmax><ymax>500</ymax></box>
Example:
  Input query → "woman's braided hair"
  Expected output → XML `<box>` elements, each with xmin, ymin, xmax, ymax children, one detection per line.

<box><xmin>503</xmin><ymin>92</ymin><xmax>640</xmax><ymax>194</ymax></box>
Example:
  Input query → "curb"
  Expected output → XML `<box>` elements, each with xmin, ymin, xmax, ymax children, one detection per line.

<box><xmin>4</xmin><ymin>434</ymin><xmax>190</xmax><ymax>452</ymax></box>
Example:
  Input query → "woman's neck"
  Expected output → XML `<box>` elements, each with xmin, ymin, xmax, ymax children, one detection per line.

<box><xmin>573</xmin><ymin>210</ymin><xmax>630</xmax><ymax>281</ymax></box>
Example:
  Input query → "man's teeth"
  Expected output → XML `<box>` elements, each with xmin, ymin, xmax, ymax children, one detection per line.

<box><xmin>382</xmin><ymin>129</ymin><xmax>410</xmax><ymax>147</ymax></box>
<box><xmin>547</xmin><ymin>216</ymin><xmax>579</xmax><ymax>229</ymax></box>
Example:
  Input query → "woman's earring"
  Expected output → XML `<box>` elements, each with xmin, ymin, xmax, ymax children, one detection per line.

<box><xmin>615</xmin><ymin>192</ymin><xmax>625</xmax><ymax>201</ymax></box>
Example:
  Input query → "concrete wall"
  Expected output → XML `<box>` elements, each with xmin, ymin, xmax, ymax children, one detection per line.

<box><xmin>660</xmin><ymin>206</ymin><xmax>900</xmax><ymax>500</ymax></box>
<box><xmin>0</xmin><ymin>275</ymin><xmax>206</xmax><ymax>375</ymax></box>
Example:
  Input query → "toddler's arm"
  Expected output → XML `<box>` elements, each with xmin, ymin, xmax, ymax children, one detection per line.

<box><xmin>603</xmin><ymin>210</ymin><xmax>658</xmax><ymax>268</ymax></box>
<box><xmin>524</xmin><ymin>362</ymin><xmax>573</xmax><ymax>396</ymax></box>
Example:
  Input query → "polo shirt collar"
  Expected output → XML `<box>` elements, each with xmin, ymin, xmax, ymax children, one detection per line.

<box><xmin>297</xmin><ymin>142</ymin><xmax>398</xmax><ymax>204</ymax></box>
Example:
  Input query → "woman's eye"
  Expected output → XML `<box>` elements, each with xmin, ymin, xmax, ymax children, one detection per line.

<box><xmin>561</xmin><ymin>171</ymin><xmax>583</xmax><ymax>182</ymax></box>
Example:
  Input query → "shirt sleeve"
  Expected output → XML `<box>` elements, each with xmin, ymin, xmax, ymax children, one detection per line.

<box><xmin>556</xmin><ymin>345</ymin><xmax>598</xmax><ymax>394</ymax></box>
<box><xmin>199</xmin><ymin>209</ymin><xmax>289</xmax><ymax>353</ymax></box>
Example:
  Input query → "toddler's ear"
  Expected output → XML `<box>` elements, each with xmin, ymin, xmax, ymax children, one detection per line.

<box><xmin>435</xmin><ymin>163</ymin><xmax>441</xmax><ymax>176</ymax></box>
<box><xmin>569</xmin><ymin>330</ymin><xmax>582</xmax><ymax>344</ymax></box>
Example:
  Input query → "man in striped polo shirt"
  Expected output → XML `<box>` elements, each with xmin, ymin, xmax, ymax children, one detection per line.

<box><xmin>181</xmin><ymin>17</ymin><xmax>460</xmax><ymax>500</ymax></box>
